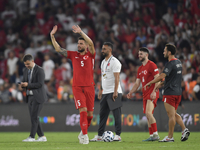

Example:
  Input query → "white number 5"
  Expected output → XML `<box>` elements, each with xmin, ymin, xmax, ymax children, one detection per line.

<box><xmin>81</xmin><ymin>61</ymin><xmax>84</xmax><ymax>67</ymax></box>
<box><xmin>77</xmin><ymin>100</ymin><xmax>81</xmax><ymax>106</ymax></box>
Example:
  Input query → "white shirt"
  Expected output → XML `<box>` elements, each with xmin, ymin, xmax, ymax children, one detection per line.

<box><xmin>7</xmin><ymin>57</ymin><xmax>18</xmax><ymax>75</ymax></box>
<box><xmin>28</xmin><ymin>63</ymin><xmax>36</xmax><ymax>95</ymax></box>
<box><xmin>42</xmin><ymin>59</ymin><xmax>55</xmax><ymax>80</ymax></box>
<box><xmin>25</xmin><ymin>47</ymin><xmax>36</xmax><ymax>58</ymax></box>
<box><xmin>193</xmin><ymin>84</ymin><xmax>200</xmax><ymax>93</ymax></box>
<box><xmin>101</xmin><ymin>56</ymin><xmax>122</xmax><ymax>94</ymax></box>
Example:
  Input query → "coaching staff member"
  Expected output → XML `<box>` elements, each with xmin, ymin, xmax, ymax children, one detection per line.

<box><xmin>21</xmin><ymin>54</ymin><xmax>47</xmax><ymax>142</ymax></box>
<box><xmin>90</xmin><ymin>42</ymin><xmax>122</xmax><ymax>142</ymax></box>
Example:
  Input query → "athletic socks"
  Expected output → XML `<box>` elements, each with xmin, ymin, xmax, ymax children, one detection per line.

<box><xmin>151</xmin><ymin>123</ymin><xmax>158</xmax><ymax>135</ymax></box>
<box><xmin>87</xmin><ymin>116</ymin><xmax>93</xmax><ymax>128</ymax></box>
<box><xmin>80</xmin><ymin>111</ymin><xmax>88</xmax><ymax>135</ymax></box>
<box><xmin>149</xmin><ymin>127</ymin><xmax>153</xmax><ymax>137</ymax></box>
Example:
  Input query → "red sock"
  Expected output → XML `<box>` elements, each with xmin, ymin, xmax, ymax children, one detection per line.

<box><xmin>87</xmin><ymin>116</ymin><xmax>93</xmax><ymax>128</ymax></box>
<box><xmin>80</xmin><ymin>111</ymin><xmax>88</xmax><ymax>135</ymax></box>
<box><xmin>149</xmin><ymin>127</ymin><xmax>153</xmax><ymax>136</ymax></box>
<box><xmin>151</xmin><ymin>123</ymin><xmax>158</xmax><ymax>133</ymax></box>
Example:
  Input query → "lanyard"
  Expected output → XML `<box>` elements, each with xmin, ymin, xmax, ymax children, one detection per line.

<box><xmin>103</xmin><ymin>56</ymin><xmax>113</xmax><ymax>72</ymax></box>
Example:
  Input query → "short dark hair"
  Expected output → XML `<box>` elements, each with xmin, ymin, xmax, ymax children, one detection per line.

<box><xmin>78</xmin><ymin>37</ymin><xmax>86</xmax><ymax>42</ymax></box>
<box><xmin>23</xmin><ymin>54</ymin><xmax>33</xmax><ymax>62</ymax></box>
<box><xmin>139</xmin><ymin>47</ymin><xmax>149</xmax><ymax>54</ymax></box>
<box><xmin>103</xmin><ymin>42</ymin><xmax>113</xmax><ymax>50</ymax></box>
<box><xmin>165</xmin><ymin>43</ymin><xmax>176</xmax><ymax>55</ymax></box>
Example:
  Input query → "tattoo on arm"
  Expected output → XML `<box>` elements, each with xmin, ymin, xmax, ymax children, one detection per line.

<box><xmin>58</xmin><ymin>48</ymin><xmax>68</xmax><ymax>57</ymax></box>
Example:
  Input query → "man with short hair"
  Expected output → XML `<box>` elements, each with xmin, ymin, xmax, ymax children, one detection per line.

<box><xmin>90</xmin><ymin>42</ymin><xmax>122</xmax><ymax>142</ymax></box>
<box><xmin>144</xmin><ymin>44</ymin><xmax>190</xmax><ymax>142</ymax></box>
<box><xmin>50</xmin><ymin>25</ymin><xmax>95</xmax><ymax>144</ymax></box>
<box><xmin>127</xmin><ymin>47</ymin><xmax>160</xmax><ymax>141</ymax></box>
<box><xmin>21</xmin><ymin>54</ymin><xmax>47</xmax><ymax>142</ymax></box>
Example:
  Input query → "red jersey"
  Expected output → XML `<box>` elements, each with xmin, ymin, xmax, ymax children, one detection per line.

<box><xmin>137</xmin><ymin>60</ymin><xmax>159</xmax><ymax>99</ymax></box>
<box><xmin>67</xmin><ymin>50</ymin><xmax>95</xmax><ymax>87</ymax></box>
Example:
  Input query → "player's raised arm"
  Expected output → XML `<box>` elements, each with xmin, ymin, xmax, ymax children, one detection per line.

<box><xmin>50</xmin><ymin>25</ymin><xmax>68</xmax><ymax>57</ymax></box>
<box><xmin>72</xmin><ymin>25</ymin><xmax>95</xmax><ymax>55</ymax></box>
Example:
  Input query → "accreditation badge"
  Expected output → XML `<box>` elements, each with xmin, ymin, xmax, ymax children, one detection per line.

<box><xmin>103</xmin><ymin>73</ymin><xmax>107</xmax><ymax>80</ymax></box>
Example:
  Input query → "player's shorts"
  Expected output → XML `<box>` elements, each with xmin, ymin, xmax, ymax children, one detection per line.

<box><xmin>162</xmin><ymin>95</ymin><xmax>181</xmax><ymax>110</ymax></box>
<box><xmin>72</xmin><ymin>86</ymin><xmax>95</xmax><ymax>111</ymax></box>
<box><xmin>143</xmin><ymin>94</ymin><xmax>158</xmax><ymax>114</ymax></box>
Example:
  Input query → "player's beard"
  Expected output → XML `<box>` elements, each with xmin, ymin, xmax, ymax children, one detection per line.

<box><xmin>78</xmin><ymin>48</ymin><xmax>85</xmax><ymax>53</ymax></box>
<box><xmin>139</xmin><ymin>57</ymin><xmax>145</xmax><ymax>62</ymax></box>
<box><xmin>164</xmin><ymin>53</ymin><xmax>168</xmax><ymax>58</ymax></box>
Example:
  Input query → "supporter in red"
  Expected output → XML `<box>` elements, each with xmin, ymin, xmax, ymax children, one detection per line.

<box><xmin>0</xmin><ymin>53</ymin><xmax>7</xmax><ymax>80</ymax></box>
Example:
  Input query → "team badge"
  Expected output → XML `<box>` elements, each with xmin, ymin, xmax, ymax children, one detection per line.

<box><xmin>83</xmin><ymin>56</ymin><xmax>89</xmax><ymax>60</ymax></box>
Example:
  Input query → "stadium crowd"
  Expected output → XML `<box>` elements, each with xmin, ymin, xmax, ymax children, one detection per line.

<box><xmin>0</xmin><ymin>0</ymin><xmax>200</xmax><ymax>104</ymax></box>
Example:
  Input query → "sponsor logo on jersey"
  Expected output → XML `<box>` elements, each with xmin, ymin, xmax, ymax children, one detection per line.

<box><xmin>75</xmin><ymin>57</ymin><xmax>79</xmax><ymax>59</ymax></box>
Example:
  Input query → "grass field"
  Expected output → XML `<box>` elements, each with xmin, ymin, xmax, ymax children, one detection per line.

<box><xmin>0</xmin><ymin>132</ymin><xmax>198</xmax><ymax>150</ymax></box>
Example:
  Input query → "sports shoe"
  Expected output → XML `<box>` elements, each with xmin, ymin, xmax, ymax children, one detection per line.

<box><xmin>90</xmin><ymin>135</ymin><xmax>103</xmax><ymax>142</ymax></box>
<box><xmin>142</xmin><ymin>137</ymin><xmax>153</xmax><ymax>141</ymax></box>
<box><xmin>80</xmin><ymin>134</ymin><xmax>89</xmax><ymax>144</ymax></box>
<box><xmin>35</xmin><ymin>136</ymin><xmax>47</xmax><ymax>142</ymax></box>
<box><xmin>78</xmin><ymin>131</ymin><xmax>83</xmax><ymax>143</ymax></box>
<box><xmin>152</xmin><ymin>134</ymin><xmax>160</xmax><ymax>141</ymax></box>
<box><xmin>22</xmin><ymin>137</ymin><xmax>35</xmax><ymax>142</ymax></box>
<box><xmin>181</xmin><ymin>128</ymin><xmax>190</xmax><ymax>141</ymax></box>
<box><xmin>159</xmin><ymin>136</ymin><xmax>174</xmax><ymax>142</ymax></box>
<box><xmin>113</xmin><ymin>135</ymin><xmax>121</xmax><ymax>141</ymax></box>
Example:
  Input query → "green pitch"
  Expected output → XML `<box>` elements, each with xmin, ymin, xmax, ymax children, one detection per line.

<box><xmin>0</xmin><ymin>132</ymin><xmax>198</xmax><ymax>150</ymax></box>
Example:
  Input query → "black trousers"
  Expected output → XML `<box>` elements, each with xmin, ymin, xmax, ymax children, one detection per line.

<box><xmin>98</xmin><ymin>93</ymin><xmax>122</xmax><ymax>136</ymax></box>
<box><xmin>28</xmin><ymin>96</ymin><xmax>44</xmax><ymax>138</ymax></box>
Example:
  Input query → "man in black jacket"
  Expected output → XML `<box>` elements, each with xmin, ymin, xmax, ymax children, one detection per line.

<box><xmin>21</xmin><ymin>54</ymin><xmax>47</xmax><ymax>142</ymax></box>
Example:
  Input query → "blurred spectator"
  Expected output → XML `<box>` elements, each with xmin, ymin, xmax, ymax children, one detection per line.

<box><xmin>192</xmin><ymin>75</ymin><xmax>200</xmax><ymax>101</ymax></box>
<box><xmin>162</xmin><ymin>7</ymin><xmax>174</xmax><ymax>26</ymax></box>
<box><xmin>7</xmin><ymin>51</ymin><xmax>18</xmax><ymax>83</ymax></box>
<box><xmin>25</xmin><ymin>42</ymin><xmax>36</xmax><ymax>58</ymax></box>
<box><xmin>9</xmin><ymin>83</ymin><xmax>18</xmax><ymax>102</ymax></box>
<box><xmin>0</xmin><ymin>52</ymin><xmax>7</xmax><ymax>80</ymax></box>
<box><xmin>42</xmin><ymin>54</ymin><xmax>55</xmax><ymax>82</ymax></box>
<box><xmin>16</xmin><ymin>51</ymin><xmax>25</xmax><ymax>82</ymax></box>
<box><xmin>40</xmin><ymin>39</ymin><xmax>54</xmax><ymax>53</ymax></box>
<box><xmin>61</xmin><ymin>57</ymin><xmax>72</xmax><ymax>82</ymax></box>
<box><xmin>136</xmin><ymin>29</ymin><xmax>147</xmax><ymax>47</ymax></box>
<box><xmin>1</xmin><ymin>6</ymin><xmax>17</xmax><ymax>28</ymax></box>
<box><xmin>6</xmin><ymin>28</ymin><xmax>16</xmax><ymax>43</ymax></box>
<box><xmin>181</xmin><ymin>78</ymin><xmax>189</xmax><ymax>101</ymax></box>
<box><xmin>57</xmin><ymin>80</ymin><xmax>64</xmax><ymax>102</ymax></box>
<box><xmin>62</xmin><ymin>85</ymin><xmax>71</xmax><ymax>102</ymax></box>
<box><xmin>0</xmin><ymin>84</ymin><xmax>11</xmax><ymax>103</ymax></box>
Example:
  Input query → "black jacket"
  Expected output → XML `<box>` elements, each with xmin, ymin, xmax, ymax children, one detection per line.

<box><xmin>22</xmin><ymin>64</ymin><xmax>47</xmax><ymax>103</ymax></box>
